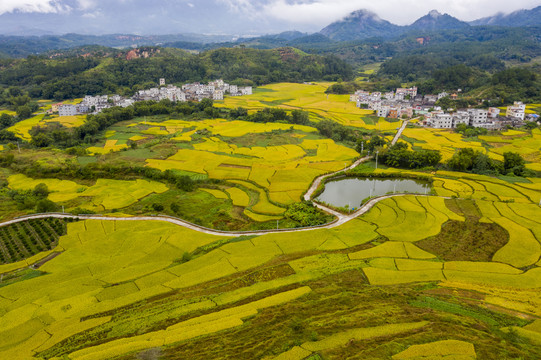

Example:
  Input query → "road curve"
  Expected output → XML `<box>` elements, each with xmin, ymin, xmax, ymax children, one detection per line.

<box><xmin>0</xmin><ymin>121</ymin><xmax>415</xmax><ymax>237</ymax></box>
<box><xmin>0</xmin><ymin>193</ymin><xmax>426</xmax><ymax>237</ymax></box>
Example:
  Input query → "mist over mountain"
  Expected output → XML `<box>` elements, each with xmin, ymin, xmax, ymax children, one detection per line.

<box><xmin>470</xmin><ymin>5</ymin><xmax>541</xmax><ymax>26</ymax></box>
<box><xmin>320</xmin><ymin>10</ymin><xmax>401</xmax><ymax>41</ymax></box>
<box><xmin>317</xmin><ymin>6</ymin><xmax>540</xmax><ymax>42</ymax></box>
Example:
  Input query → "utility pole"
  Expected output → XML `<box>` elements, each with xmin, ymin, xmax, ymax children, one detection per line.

<box><xmin>276</xmin><ymin>220</ymin><xmax>279</xmax><ymax>230</ymax></box>
<box><xmin>375</xmin><ymin>151</ymin><xmax>379</xmax><ymax>169</ymax></box>
<box><xmin>361</xmin><ymin>141</ymin><xmax>364</xmax><ymax>152</ymax></box>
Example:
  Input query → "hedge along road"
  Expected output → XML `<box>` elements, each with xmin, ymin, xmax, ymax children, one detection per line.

<box><xmin>0</xmin><ymin>120</ymin><xmax>414</xmax><ymax>237</ymax></box>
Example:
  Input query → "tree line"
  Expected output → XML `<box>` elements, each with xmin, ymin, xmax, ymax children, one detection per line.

<box><xmin>0</xmin><ymin>47</ymin><xmax>353</xmax><ymax>100</ymax></box>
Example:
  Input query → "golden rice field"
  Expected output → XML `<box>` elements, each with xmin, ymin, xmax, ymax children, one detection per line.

<box><xmin>403</xmin><ymin>127</ymin><xmax>541</xmax><ymax>170</ymax></box>
<box><xmin>146</xmin><ymin>136</ymin><xmax>359</xmax><ymax>207</ymax></box>
<box><xmin>1</xmin><ymin>172</ymin><xmax>540</xmax><ymax>359</ymax></box>
<box><xmin>1</xmin><ymin>86</ymin><xmax>541</xmax><ymax>358</ymax></box>
<box><xmin>7</xmin><ymin>174</ymin><xmax>168</xmax><ymax>211</ymax></box>
<box><xmin>214</xmin><ymin>82</ymin><xmax>399</xmax><ymax>129</ymax></box>
<box><xmin>7</xmin><ymin>114</ymin><xmax>87</xmax><ymax>140</ymax></box>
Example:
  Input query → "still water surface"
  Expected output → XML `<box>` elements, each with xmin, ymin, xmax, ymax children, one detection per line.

<box><xmin>316</xmin><ymin>177</ymin><xmax>430</xmax><ymax>209</ymax></box>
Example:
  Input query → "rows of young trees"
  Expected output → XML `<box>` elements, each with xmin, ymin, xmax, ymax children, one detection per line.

<box><xmin>0</xmin><ymin>217</ymin><xmax>71</xmax><ymax>264</ymax></box>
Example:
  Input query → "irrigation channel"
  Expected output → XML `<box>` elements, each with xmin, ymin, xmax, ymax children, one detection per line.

<box><xmin>0</xmin><ymin>119</ymin><xmax>423</xmax><ymax>238</ymax></box>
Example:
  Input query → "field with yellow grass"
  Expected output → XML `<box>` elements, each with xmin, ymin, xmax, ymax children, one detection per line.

<box><xmin>1</xmin><ymin>84</ymin><xmax>541</xmax><ymax>359</ymax></box>
<box><xmin>214</xmin><ymin>82</ymin><xmax>400</xmax><ymax>129</ymax></box>
<box><xmin>1</xmin><ymin>185</ymin><xmax>540</xmax><ymax>359</ymax></box>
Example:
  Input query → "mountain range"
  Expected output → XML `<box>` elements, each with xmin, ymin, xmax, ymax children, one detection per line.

<box><xmin>0</xmin><ymin>6</ymin><xmax>540</xmax><ymax>58</ymax></box>
<box><xmin>320</xmin><ymin>6</ymin><xmax>541</xmax><ymax>41</ymax></box>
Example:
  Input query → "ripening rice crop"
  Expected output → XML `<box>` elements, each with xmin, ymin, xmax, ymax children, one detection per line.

<box><xmin>443</xmin><ymin>268</ymin><xmax>541</xmax><ymax>289</ymax></box>
<box><xmin>301</xmin><ymin>321</ymin><xmax>429</xmax><ymax>352</ymax></box>
<box><xmin>480</xmin><ymin>181</ymin><xmax>530</xmax><ymax>203</ymax></box>
<box><xmin>67</xmin><ymin>287</ymin><xmax>312</xmax><ymax>360</ymax></box>
<box><xmin>244</xmin><ymin>209</ymin><xmax>283</xmax><ymax>222</ymax></box>
<box><xmin>8</xmin><ymin>174</ymin><xmax>86</xmax><ymax>203</ymax></box>
<box><xmin>444</xmin><ymin>261</ymin><xmax>522</xmax><ymax>274</ymax></box>
<box><xmin>363</xmin><ymin>267</ymin><xmax>444</xmax><ymax>285</ymax></box>
<box><xmin>395</xmin><ymin>259</ymin><xmax>443</xmax><ymax>271</ymax></box>
<box><xmin>201</xmin><ymin>188</ymin><xmax>230</xmax><ymax>200</ymax></box>
<box><xmin>374</xmin><ymin>197</ymin><xmax>451</xmax><ymax>242</ymax></box>
<box><xmin>271</xmin><ymin>346</ymin><xmax>313</xmax><ymax>360</ymax></box>
<box><xmin>349</xmin><ymin>241</ymin><xmax>434</xmax><ymax>260</ymax></box>
<box><xmin>225</xmin><ymin>187</ymin><xmax>251</xmax><ymax>207</ymax></box>
<box><xmin>80</xmin><ymin>179</ymin><xmax>169</xmax><ymax>210</ymax></box>
<box><xmin>392</xmin><ymin>339</ymin><xmax>476</xmax><ymax>359</ymax></box>
<box><xmin>87</xmin><ymin>139</ymin><xmax>128</xmax><ymax>154</ymax></box>
<box><xmin>230</xmin><ymin>180</ymin><xmax>285</xmax><ymax>215</ymax></box>
<box><xmin>491</xmin><ymin>217</ymin><xmax>540</xmax><ymax>268</ymax></box>
<box><xmin>146</xmin><ymin>136</ymin><xmax>358</xmax><ymax>205</ymax></box>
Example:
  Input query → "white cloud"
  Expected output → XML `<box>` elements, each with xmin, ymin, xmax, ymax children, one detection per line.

<box><xmin>217</xmin><ymin>0</ymin><xmax>257</xmax><ymax>15</ymax></box>
<box><xmin>187</xmin><ymin>3</ymin><xmax>194</xmax><ymax>8</ymax></box>
<box><xmin>0</xmin><ymin>0</ymin><xmax>70</xmax><ymax>15</ymax></box>
<box><xmin>219</xmin><ymin>0</ymin><xmax>541</xmax><ymax>27</ymax></box>
<box><xmin>77</xmin><ymin>0</ymin><xmax>96</xmax><ymax>11</ymax></box>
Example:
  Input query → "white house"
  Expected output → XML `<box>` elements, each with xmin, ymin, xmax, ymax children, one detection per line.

<box><xmin>506</xmin><ymin>102</ymin><xmax>526</xmax><ymax>120</ymax></box>
<box><xmin>58</xmin><ymin>105</ymin><xmax>77</xmax><ymax>117</ymax></box>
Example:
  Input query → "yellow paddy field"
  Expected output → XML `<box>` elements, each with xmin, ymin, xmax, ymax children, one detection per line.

<box><xmin>1</xmin><ymin>179</ymin><xmax>540</xmax><ymax>359</ymax></box>
<box><xmin>214</xmin><ymin>82</ymin><xmax>398</xmax><ymax>130</ymax></box>
<box><xmin>7</xmin><ymin>114</ymin><xmax>86</xmax><ymax>140</ymax></box>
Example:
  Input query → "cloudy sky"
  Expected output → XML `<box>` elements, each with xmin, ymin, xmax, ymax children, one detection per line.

<box><xmin>0</xmin><ymin>0</ymin><xmax>539</xmax><ymax>35</ymax></box>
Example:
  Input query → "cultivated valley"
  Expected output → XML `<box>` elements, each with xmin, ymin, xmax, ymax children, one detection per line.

<box><xmin>1</xmin><ymin>4</ymin><xmax>541</xmax><ymax>360</ymax></box>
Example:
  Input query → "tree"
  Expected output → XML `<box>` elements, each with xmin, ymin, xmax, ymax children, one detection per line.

<box><xmin>176</xmin><ymin>176</ymin><xmax>195</xmax><ymax>191</ymax></box>
<box><xmin>0</xmin><ymin>113</ymin><xmax>13</xmax><ymax>129</ymax></box>
<box><xmin>31</xmin><ymin>133</ymin><xmax>52</xmax><ymax>148</ymax></box>
<box><xmin>503</xmin><ymin>152</ymin><xmax>525</xmax><ymax>176</ymax></box>
<box><xmin>33</xmin><ymin>183</ymin><xmax>49</xmax><ymax>198</ymax></box>
<box><xmin>16</xmin><ymin>105</ymin><xmax>32</xmax><ymax>119</ymax></box>
<box><xmin>36</xmin><ymin>199</ymin><xmax>57</xmax><ymax>213</ymax></box>
<box><xmin>367</xmin><ymin>135</ymin><xmax>386</xmax><ymax>152</ymax></box>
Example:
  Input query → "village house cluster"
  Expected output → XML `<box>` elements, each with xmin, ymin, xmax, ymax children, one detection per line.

<box><xmin>53</xmin><ymin>79</ymin><xmax>252</xmax><ymax>116</ymax></box>
<box><xmin>350</xmin><ymin>87</ymin><xmax>449</xmax><ymax>120</ymax></box>
<box><xmin>350</xmin><ymin>88</ymin><xmax>536</xmax><ymax>130</ymax></box>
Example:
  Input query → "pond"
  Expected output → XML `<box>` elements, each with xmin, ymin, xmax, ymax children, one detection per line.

<box><xmin>316</xmin><ymin>177</ymin><xmax>431</xmax><ymax>210</ymax></box>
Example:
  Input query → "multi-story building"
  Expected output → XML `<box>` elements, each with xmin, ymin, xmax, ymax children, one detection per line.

<box><xmin>431</xmin><ymin>113</ymin><xmax>453</xmax><ymax>128</ymax></box>
<box><xmin>506</xmin><ymin>102</ymin><xmax>526</xmax><ymax>120</ymax></box>
<box><xmin>58</xmin><ymin>105</ymin><xmax>77</xmax><ymax>117</ymax></box>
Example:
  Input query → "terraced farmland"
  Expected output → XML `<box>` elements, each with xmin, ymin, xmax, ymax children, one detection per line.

<box><xmin>0</xmin><ymin>178</ymin><xmax>540</xmax><ymax>359</ymax></box>
<box><xmin>1</xmin><ymin>86</ymin><xmax>541</xmax><ymax>359</ymax></box>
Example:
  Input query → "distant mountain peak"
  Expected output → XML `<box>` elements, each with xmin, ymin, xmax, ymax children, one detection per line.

<box><xmin>345</xmin><ymin>9</ymin><xmax>383</xmax><ymax>23</ymax></box>
<box><xmin>409</xmin><ymin>10</ymin><xmax>469</xmax><ymax>31</ymax></box>
<box><xmin>320</xmin><ymin>9</ymin><xmax>399</xmax><ymax>41</ymax></box>
<box><xmin>428</xmin><ymin>10</ymin><xmax>442</xmax><ymax>18</ymax></box>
